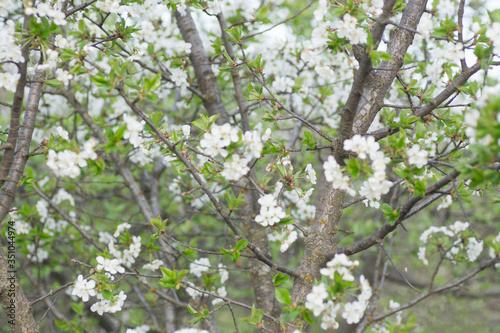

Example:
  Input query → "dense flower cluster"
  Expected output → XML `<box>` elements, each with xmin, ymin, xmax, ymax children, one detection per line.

<box><xmin>190</xmin><ymin>258</ymin><xmax>211</xmax><ymax>278</ymax></box>
<box><xmin>268</xmin><ymin>224</ymin><xmax>298</xmax><ymax>252</ymax></box>
<box><xmin>220</xmin><ymin>155</ymin><xmax>250</xmax><ymax>181</ymax></box>
<box><xmin>255</xmin><ymin>194</ymin><xmax>286</xmax><ymax>227</ymax></box>
<box><xmin>407</xmin><ymin>143</ymin><xmax>429</xmax><ymax>169</ymax></box>
<box><xmin>46</xmin><ymin>138</ymin><xmax>98</xmax><ymax>178</ymax></box>
<box><xmin>305</xmin><ymin>254</ymin><xmax>372</xmax><ymax>329</ymax></box>
<box><xmin>123</xmin><ymin>114</ymin><xmax>145</xmax><ymax>148</ymax></box>
<box><xmin>344</xmin><ymin>135</ymin><xmax>393</xmax><ymax>205</ymax></box>
<box><xmin>323</xmin><ymin>156</ymin><xmax>355</xmax><ymax>196</ymax></box>
<box><xmin>90</xmin><ymin>291</ymin><xmax>127</xmax><ymax>315</ymax></box>
<box><xmin>200</xmin><ymin>123</ymin><xmax>239</xmax><ymax>158</ymax></box>
<box><xmin>418</xmin><ymin>221</ymin><xmax>483</xmax><ymax>265</ymax></box>
<box><xmin>72</xmin><ymin>275</ymin><xmax>96</xmax><ymax>302</ymax></box>
<box><xmin>333</xmin><ymin>13</ymin><xmax>368</xmax><ymax>45</ymax></box>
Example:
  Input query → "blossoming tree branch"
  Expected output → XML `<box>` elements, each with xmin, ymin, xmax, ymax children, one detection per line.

<box><xmin>1</xmin><ymin>0</ymin><xmax>500</xmax><ymax>332</ymax></box>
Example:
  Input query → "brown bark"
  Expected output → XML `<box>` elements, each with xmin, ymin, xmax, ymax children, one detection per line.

<box><xmin>0</xmin><ymin>67</ymin><xmax>46</xmax><ymax>333</ymax></box>
<box><xmin>0</xmin><ymin>16</ymin><xmax>31</xmax><ymax>189</ymax></box>
<box><xmin>174</xmin><ymin>9</ymin><xmax>229</xmax><ymax>124</ymax></box>
<box><xmin>286</xmin><ymin>1</ymin><xmax>429</xmax><ymax>331</ymax></box>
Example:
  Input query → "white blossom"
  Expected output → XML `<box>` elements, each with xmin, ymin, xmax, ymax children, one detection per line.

<box><xmin>123</xmin><ymin>114</ymin><xmax>145</xmax><ymax>148</ymax></box>
<box><xmin>305</xmin><ymin>283</ymin><xmax>328</xmax><ymax>316</ymax></box>
<box><xmin>305</xmin><ymin>164</ymin><xmax>317</xmax><ymax>184</ymax></box>
<box><xmin>407</xmin><ymin>144</ymin><xmax>428</xmax><ymax>168</ymax></box>
<box><xmin>143</xmin><ymin>259</ymin><xmax>164</xmax><ymax>271</ymax></box>
<box><xmin>334</xmin><ymin>14</ymin><xmax>367</xmax><ymax>44</ymax></box>
<box><xmin>255</xmin><ymin>194</ymin><xmax>286</xmax><ymax>227</ymax></box>
<box><xmin>221</xmin><ymin>155</ymin><xmax>250</xmax><ymax>181</ymax></box>
<box><xmin>418</xmin><ymin>247</ymin><xmax>428</xmax><ymax>265</ymax></box>
<box><xmin>72</xmin><ymin>275</ymin><xmax>96</xmax><ymax>302</ymax></box>
<box><xmin>323</xmin><ymin>156</ymin><xmax>355</xmax><ymax>196</ymax></box>
<box><xmin>342</xmin><ymin>301</ymin><xmax>365</xmax><ymax>324</ymax></box>
<box><xmin>466</xmin><ymin>238</ymin><xmax>483</xmax><ymax>262</ymax></box>
<box><xmin>190</xmin><ymin>258</ymin><xmax>210</xmax><ymax>277</ymax></box>
<box><xmin>96</xmin><ymin>256</ymin><xmax>125</xmax><ymax>275</ymax></box>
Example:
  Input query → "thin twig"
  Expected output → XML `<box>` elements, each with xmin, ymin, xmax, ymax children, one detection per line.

<box><xmin>381</xmin><ymin>244</ymin><xmax>421</xmax><ymax>293</ymax></box>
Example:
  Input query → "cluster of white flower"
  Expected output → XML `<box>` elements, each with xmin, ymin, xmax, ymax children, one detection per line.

<box><xmin>255</xmin><ymin>194</ymin><xmax>286</xmax><ymax>227</ymax></box>
<box><xmin>212</xmin><ymin>286</ymin><xmax>227</xmax><ymax>305</ymax></box>
<box><xmin>305</xmin><ymin>254</ymin><xmax>372</xmax><ymax>329</ymax></box>
<box><xmin>323</xmin><ymin>156</ymin><xmax>356</xmax><ymax>196</ymax></box>
<box><xmin>272</xmin><ymin>76</ymin><xmax>295</xmax><ymax>93</ymax></box>
<box><xmin>206</xmin><ymin>0</ymin><xmax>223</xmax><ymax>15</ymax></box>
<box><xmin>72</xmin><ymin>275</ymin><xmax>96</xmax><ymax>302</ymax></box>
<box><xmin>126</xmin><ymin>325</ymin><xmax>150</xmax><ymax>333</ymax></box>
<box><xmin>418</xmin><ymin>221</ymin><xmax>483</xmax><ymax>265</ymax></box>
<box><xmin>185</xmin><ymin>283</ymin><xmax>203</xmax><ymax>300</ymax></box>
<box><xmin>106</xmin><ymin>225</ymin><xmax>142</xmax><ymax>267</ymax></box>
<box><xmin>46</xmin><ymin>138</ymin><xmax>98</xmax><ymax>178</ymax></box>
<box><xmin>170</xmin><ymin>67</ymin><xmax>188</xmax><ymax>86</ymax></box>
<box><xmin>320</xmin><ymin>253</ymin><xmax>359</xmax><ymax>282</ymax></box>
<box><xmin>489</xmin><ymin>232</ymin><xmax>500</xmax><ymax>268</ymax></box>
<box><xmin>114</xmin><ymin>223</ymin><xmax>131</xmax><ymax>237</ymax></box>
<box><xmin>27</xmin><ymin>243</ymin><xmax>49</xmax><ymax>263</ymax></box>
<box><xmin>279</xmin><ymin>185</ymin><xmax>315</xmax><ymax>226</ymax></box>
<box><xmin>486</xmin><ymin>22</ymin><xmax>500</xmax><ymax>55</ymax></box>
<box><xmin>200</xmin><ymin>123</ymin><xmax>239</xmax><ymax>158</ymax></box>
<box><xmin>218</xmin><ymin>263</ymin><xmax>229</xmax><ymax>283</ymax></box>
<box><xmin>342</xmin><ymin>275</ymin><xmax>372</xmax><ymax>324</ymax></box>
<box><xmin>54</xmin><ymin>34</ymin><xmax>69</xmax><ymax>48</ymax></box>
<box><xmin>344</xmin><ymin>135</ymin><xmax>393</xmax><ymax>204</ymax></box>
<box><xmin>96</xmin><ymin>256</ymin><xmax>125</xmax><ymax>275</ymax></box>
<box><xmin>0</xmin><ymin>70</ymin><xmax>20</xmax><ymax>92</ymax></box>
<box><xmin>28</xmin><ymin>2</ymin><xmax>67</xmax><ymax>25</ymax></box>
<box><xmin>305</xmin><ymin>164</ymin><xmax>317</xmax><ymax>184</ymax></box>
<box><xmin>361</xmin><ymin>0</ymin><xmax>384</xmax><ymax>16</ymax></box>
<box><xmin>174</xmin><ymin>329</ymin><xmax>209</xmax><ymax>333</ymax></box>
<box><xmin>464</xmin><ymin>86</ymin><xmax>500</xmax><ymax>146</ymax></box>
<box><xmin>313</xmin><ymin>0</ymin><xmax>329</xmax><ymax>21</ymax></box>
<box><xmin>444</xmin><ymin>42</ymin><xmax>465</xmax><ymax>63</ymax></box>
<box><xmin>55</xmin><ymin>126</ymin><xmax>69</xmax><ymax>140</ymax></box>
<box><xmin>305</xmin><ymin>283</ymin><xmax>329</xmax><ymax>316</ymax></box>
<box><xmin>0</xmin><ymin>0</ymin><xmax>17</xmax><ymax>16</ymax></box>
<box><xmin>95</xmin><ymin>0</ymin><xmax>121</xmax><ymax>13</ymax></box>
<box><xmin>417</xmin><ymin>131</ymin><xmax>439</xmax><ymax>156</ymax></box>
<box><xmin>91</xmin><ymin>291</ymin><xmax>127</xmax><ymax>315</ymax></box>
<box><xmin>220</xmin><ymin>155</ymin><xmax>250</xmax><ymax>181</ymax></box>
<box><xmin>9</xmin><ymin>210</ymin><xmax>31</xmax><ymax>235</ymax></box>
<box><xmin>268</xmin><ymin>225</ymin><xmax>298</xmax><ymax>252</ymax></box>
<box><xmin>55</xmin><ymin>68</ymin><xmax>74</xmax><ymax>86</ymax></box>
<box><xmin>123</xmin><ymin>114</ymin><xmax>145</xmax><ymax>148</ymax></box>
<box><xmin>190</xmin><ymin>258</ymin><xmax>211</xmax><ymax>278</ymax></box>
<box><xmin>407</xmin><ymin>143</ymin><xmax>428</xmax><ymax>168</ymax></box>
<box><xmin>333</xmin><ymin>13</ymin><xmax>368</xmax><ymax>45</ymax></box>
<box><xmin>243</xmin><ymin>130</ymin><xmax>263</xmax><ymax>159</ymax></box>
<box><xmin>436</xmin><ymin>194</ymin><xmax>453</xmax><ymax>211</ymax></box>
<box><xmin>0</xmin><ymin>23</ymin><xmax>23</xmax><ymax>91</ymax></box>
<box><xmin>143</xmin><ymin>259</ymin><xmax>164</xmax><ymax>271</ymax></box>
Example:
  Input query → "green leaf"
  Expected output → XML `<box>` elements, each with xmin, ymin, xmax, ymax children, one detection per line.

<box><xmin>235</xmin><ymin>239</ymin><xmax>248</xmax><ymax>251</ymax></box>
<box><xmin>275</xmin><ymin>287</ymin><xmax>292</xmax><ymax>305</ymax></box>
<box><xmin>273</xmin><ymin>272</ymin><xmax>290</xmax><ymax>286</ymax></box>
<box><xmin>101</xmin><ymin>290</ymin><xmax>114</xmax><ymax>301</ymax></box>
<box><xmin>224</xmin><ymin>26</ymin><xmax>243</xmax><ymax>43</ymax></box>
<box><xmin>303</xmin><ymin>310</ymin><xmax>314</xmax><ymax>324</ymax></box>
<box><xmin>380</xmin><ymin>203</ymin><xmax>393</xmax><ymax>215</ymax></box>
<box><xmin>232</xmin><ymin>250</ymin><xmax>240</xmax><ymax>263</ymax></box>
<box><xmin>71</xmin><ymin>302</ymin><xmax>84</xmax><ymax>314</ymax></box>
<box><xmin>187</xmin><ymin>304</ymin><xmax>199</xmax><ymax>316</ymax></box>
<box><xmin>45</xmin><ymin>79</ymin><xmax>64</xmax><ymax>88</ymax></box>
<box><xmin>220</xmin><ymin>248</ymin><xmax>232</xmax><ymax>255</ymax></box>
<box><xmin>347</xmin><ymin>158</ymin><xmax>360</xmax><ymax>179</ymax></box>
